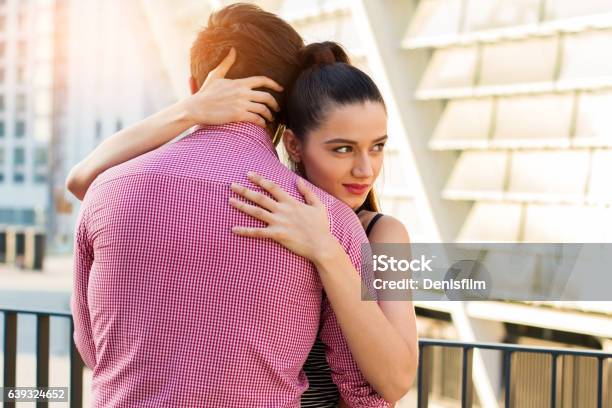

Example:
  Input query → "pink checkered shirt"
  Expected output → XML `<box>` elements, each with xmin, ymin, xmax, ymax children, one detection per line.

<box><xmin>71</xmin><ymin>122</ymin><xmax>389</xmax><ymax>407</ymax></box>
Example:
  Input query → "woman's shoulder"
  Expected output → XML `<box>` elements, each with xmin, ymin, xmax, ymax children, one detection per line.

<box><xmin>359</xmin><ymin>211</ymin><xmax>410</xmax><ymax>244</ymax></box>
<box><xmin>357</xmin><ymin>209</ymin><xmax>377</xmax><ymax>228</ymax></box>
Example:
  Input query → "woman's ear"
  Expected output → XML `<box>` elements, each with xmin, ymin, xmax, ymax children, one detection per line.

<box><xmin>282</xmin><ymin>128</ymin><xmax>302</xmax><ymax>163</ymax></box>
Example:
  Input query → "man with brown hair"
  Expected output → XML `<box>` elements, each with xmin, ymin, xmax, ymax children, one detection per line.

<box><xmin>189</xmin><ymin>3</ymin><xmax>304</xmax><ymax>137</ymax></box>
<box><xmin>71</xmin><ymin>3</ymin><xmax>388</xmax><ymax>406</ymax></box>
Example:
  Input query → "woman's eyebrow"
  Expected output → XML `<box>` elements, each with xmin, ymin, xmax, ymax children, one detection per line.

<box><xmin>324</xmin><ymin>135</ymin><xmax>388</xmax><ymax>145</ymax></box>
<box><xmin>324</xmin><ymin>138</ymin><xmax>357</xmax><ymax>145</ymax></box>
<box><xmin>373</xmin><ymin>135</ymin><xmax>389</xmax><ymax>143</ymax></box>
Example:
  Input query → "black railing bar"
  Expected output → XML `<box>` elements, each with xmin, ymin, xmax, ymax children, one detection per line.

<box><xmin>417</xmin><ymin>342</ymin><xmax>425</xmax><ymax>408</ymax></box>
<box><xmin>596</xmin><ymin>356</ymin><xmax>603</xmax><ymax>408</ymax></box>
<box><xmin>3</xmin><ymin>311</ymin><xmax>18</xmax><ymax>408</ymax></box>
<box><xmin>503</xmin><ymin>349</ymin><xmax>512</xmax><ymax>408</ymax></box>
<box><xmin>550</xmin><ymin>352</ymin><xmax>557</xmax><ymax>408</ymax></box>
<box><xmin>461</xmin><ymin>346</ymin><xmax>473</xmax><ymax>408</ymax></box>
<box><xmin>420</xmin><ymin>339</ymin><xmax>612</xmax><ymax>358</ymax></box>
<box><xmin>0</xmin><ymin>307</ymin><xmax>72</xmax><ymax>318</ymax></box>
<box><xmin>36</xmin><ymin>314</ymin><xmax>50</xmax><ymax>408</ymax></box>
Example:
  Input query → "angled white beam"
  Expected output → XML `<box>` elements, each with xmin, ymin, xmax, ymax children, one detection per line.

<box><xmin>352</xmin><ymin>0</ymin><xmax>471</xmax><ymax>243</ymax></box>
<box><xmin>139</xmin><ymin>0</ymin><xmax>214</xmax><ymax>99</ymax></box>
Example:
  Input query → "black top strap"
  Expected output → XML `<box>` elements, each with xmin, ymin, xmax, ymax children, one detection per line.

<box><xmin>365</xmin><ymin>213</ymin><xmax>384</xmax><ymax>237</ymax></box>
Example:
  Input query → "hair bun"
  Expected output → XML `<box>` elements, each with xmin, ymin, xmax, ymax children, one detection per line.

<box><xmin>299</xmin><ymin>41</ymin><xmax>350</xmax><ymax>70</ymax></box>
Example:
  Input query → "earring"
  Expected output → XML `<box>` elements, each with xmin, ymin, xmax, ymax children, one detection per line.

<box><xmin>272</xmin><ymin>123</ymin><xmax>285</xmax><ymax>146</ymax></box>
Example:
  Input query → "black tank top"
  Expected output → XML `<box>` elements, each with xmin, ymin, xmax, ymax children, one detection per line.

<box><xmin>301</xmin><ymin>212</ymin><xmax>384</xmax><ymax>407</ymax></box>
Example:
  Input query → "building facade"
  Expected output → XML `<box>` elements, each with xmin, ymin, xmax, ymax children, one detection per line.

<box><xmin>0</xmin><ymin>0</ymin><xmax>53</xmax><ymax>227</ymax></box>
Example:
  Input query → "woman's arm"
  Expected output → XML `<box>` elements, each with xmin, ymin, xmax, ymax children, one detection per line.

<box><xmin>314</xmin><ymin>216</ymin><xmax>418</xmax><ymax>403</ymax></box>
<box><xmin>229</xmin><ymin>173</ymin><xmax>418</xmax><ymax>403</ymax></box>
<box><xmin>66</xmin><ymin>48</ymin><xmax>282</xmax><ymax>200</ymax></box>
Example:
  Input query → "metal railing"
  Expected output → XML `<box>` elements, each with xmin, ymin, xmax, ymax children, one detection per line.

<box><xmin>1</xmin><ymin>307</ymin><xmax>611</xmax><ymax>407</ymax></box>
<box><xmin>418</xmin><ymin>338</ymin><xmax>612</xmax><ymax>408</ymax></box>
<box><xmin>1</xmin><ymin>307</ymin><xmax>83</xmax><ymax>408</ymax></box>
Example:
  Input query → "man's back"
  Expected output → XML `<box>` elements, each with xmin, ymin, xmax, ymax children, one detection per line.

<box><xmin>72</xmin><ymin>123</ymin><xmax>385</xmax><ymax>407</ymax></box>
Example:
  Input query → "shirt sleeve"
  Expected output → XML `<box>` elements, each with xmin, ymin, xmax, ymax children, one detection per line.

<box><xmin>318</xmin><ymin>202</ymin><xmax>390</xmax><ymax>407</ymax></box>
<box><xmin>70</xmin><ymin>204</ymin><xmax>97</xmax><ymax>369</ymax></box>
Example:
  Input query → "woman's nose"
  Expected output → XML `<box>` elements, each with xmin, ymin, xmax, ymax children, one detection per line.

<box><xmin>352</xmin><ymin>154</ymin><xmax>374</xmax><ymax>178</ymax></box>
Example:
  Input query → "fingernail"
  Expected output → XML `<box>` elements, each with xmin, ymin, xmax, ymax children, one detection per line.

<box><xmin>230</xmin><ymin>183</ymin><xmax>239</xmax><ymax>190</ymax></box>
<box><xmin>247</xmin><ymin>171</ymin><xmax>257</xmax><ymax>178</ymax></box>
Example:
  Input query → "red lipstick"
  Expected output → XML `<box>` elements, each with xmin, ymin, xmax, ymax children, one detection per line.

<box><xmin>343</xmin><ymin>184</ymin><xmax>370</xmax><ymax>195</ymax></box>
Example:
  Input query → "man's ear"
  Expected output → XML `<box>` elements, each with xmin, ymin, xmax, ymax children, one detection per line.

<box><xmin>283</xmin><ymin>128</ymin><xmax>303</xmax><ymax>163</ymax></box>
<box><xmin>189</xmin><ymin>76</ymin><xmax>199</xmax><ymax>95</ymax></box>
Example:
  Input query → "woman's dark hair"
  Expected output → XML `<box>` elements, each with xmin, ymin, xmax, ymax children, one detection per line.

<box><xmin>286</xmin><ymin>41</ymin><xmax>385</xmax><ymax>138</ymax></box>
<box><xmin>286</xmin><ymin>41</ymin><xmax>385</xmax><ymax>212</ymax></box>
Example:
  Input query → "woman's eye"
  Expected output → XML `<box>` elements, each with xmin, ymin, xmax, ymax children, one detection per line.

<box><xmin>372</xmin><ymin>143</ymin><xmax>386</xmax><ymax>152</ymax></box>
<box><xmin>334</xmin><ymin>146</ymin><xmax>352</xmax><ymax>153</ymax></box>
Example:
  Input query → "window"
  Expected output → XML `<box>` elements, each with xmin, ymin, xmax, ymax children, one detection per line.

<box><xmin>546</xmin><ymin>0</ymin><xmax>612</xmax><ymax>21</ymax></box>
<box><xmin>13</xmin><ymin>147</ymin><xmax>25</xmax><ymax>184</ymax></box>
<box><xmin>507</xmin><ymin>151</ymin><xmax>590</xmax><ymax>202</ymax></box>
<box><xmin>14</xmin><ymin>147</ymin><xmax>25</xmax><ymax>165</ymax></box>
<box><xmin>430</xmin><ymin>98</ymin><xmax>493</xmax><ymax>149</ymax></box>
<box><xmin>444</xmin><ymin>151</ymin><xmax>507</xmax><ymax>200</ymax></box>
<box><xmin>0</xmin><ymin>146</ymin><xmax>4</xmax><ymax>164</ymax></box>
<box><xmin>464</xmin><ymin>0</ymin><xmax>539</xmax><ymax>32</ymax></box>
<box><xmin>560</xmin><ymin>30</ymin><xmax>612</xmax><ymax>84</ymax></box>
<box><xmin>15</xmin><ymin>121</ymin><xmax>25</xmax><ymax>138</ymax></box>
<box><xmin>404</xmin><ymin>0</ymin><xmax>461</xmax><ymax>44</ymax></box>
<box><xmin>492</xmin><ymin>94</ymin><xmax>573</xmax><ymax>147</ymax></box>
<box><xmin>13</xmin><ymin>172</ymin><xmax>24</xmax><ymax>183</ymax></box>
<box><xmin>588</xmin><ymin>150</ymin><xmax>612</xmax><ymax>203</ymax></box>
<box><xmin>16</xmin><ymin>94</ymin><xmax>26</xmax><ymax>113</ymax></box>
<box><xmin>17</xmin><ymin>66</ymin><xmax>26</xmax><ymax>83</ymax></box>
<box><xmin>0</xmin><ymin>209</ymin><xmax>16</xmax><ymax>224</ymax></box>
<box><xmin>575</xmin><ymin>91</ymin><xmax>612</xmax><ymax>147</ymax></box>
<box><xmin>17</xmin><ymin>12</ymin><xmax>25</xmax><ymax>31</ymax></box>
<box><xmin>17</xmin><ymin>40</ymin><xmax>26</xmax><ymax>60</ymax></box>
<box><xmin>0</xmin><ymin>121</ymin><xmax>4</xmax><ymax>138</ymax></box>
<box><xmin>20</xmin><ymin>209</ymin><xmax>35</xmax><ymax>225</ymax></box>
<box><xmin>458</xmin><ymin>202</ymin><xmax>522</xmax><ymax>242</ymax></box>
<box><xmin>417</xmin><ymin>46</ymin><xmax>478</xmax><ymax>96</ymax></box>
<box><xmin>0</xmin><ymin>208</ymin><xmax>34</xmax><ymax>225</ymax></box>
<box><xmin>33</xmin><ymin>148</ymin><xmax>47</xmax><ymax>165</ymax></box>
<box><xmin>33</xmin><ymin>148</ymin><xmax>47</xmax><ymax>184</ymax></box>
<box><xmin>480</xmin><ymin>38</ymin><xmax>558</xmax><ymax>87</ymax></box>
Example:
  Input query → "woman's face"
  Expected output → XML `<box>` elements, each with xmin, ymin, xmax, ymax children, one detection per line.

<box><xmin>292</xmin><ymin>101</ymin><xmax>387</xmax><ymax>210</ymax></box>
